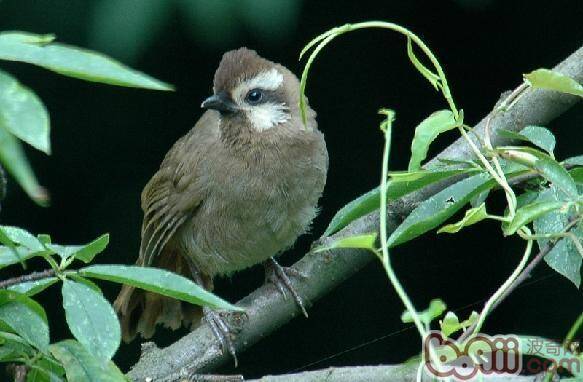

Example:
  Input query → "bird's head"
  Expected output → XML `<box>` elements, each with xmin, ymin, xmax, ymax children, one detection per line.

<box><xmin>201</xmin><ymin>48</ymin><xmax>309</xmax><ymax>134</ymax></box>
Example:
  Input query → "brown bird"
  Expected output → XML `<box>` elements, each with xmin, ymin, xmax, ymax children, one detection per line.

<box><xmin>114</xmin><ymin>47</ymin><xmax>328</xmax><ymax>361</ymax></box>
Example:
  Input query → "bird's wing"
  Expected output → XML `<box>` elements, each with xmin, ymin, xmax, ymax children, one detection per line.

<box><xmin>138</xmin><ymin>112</ymin><xmax>216</xmax><ymax>267</ymax></box>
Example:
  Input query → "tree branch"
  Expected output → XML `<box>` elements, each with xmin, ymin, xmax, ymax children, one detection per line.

<box><xmin>127</xmin><ymin>44</ymin><xmax>583</xmax><ymax>381</ymax></box>
<box><xmin>0</xmin><ymin>269</ymin><xmax>56</xmax><ymax>289</ymax></box>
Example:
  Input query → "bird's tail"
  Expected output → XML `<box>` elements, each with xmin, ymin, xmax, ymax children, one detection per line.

<box><xmin>113</xmin><ymin>250</ymin><xmax>203</xmax><ymax>342</ymax></box>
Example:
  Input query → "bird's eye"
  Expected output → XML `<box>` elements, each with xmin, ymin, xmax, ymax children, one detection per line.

<box><xmin>245</xmin><ymin>89</ymin><xmax>263</xmax><ymax>105</ymax></box>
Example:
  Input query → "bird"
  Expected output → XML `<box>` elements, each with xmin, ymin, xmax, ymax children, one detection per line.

<box><xmin>113</xmin><ymin>47</ymin><xmax>328</xmax><ymax>362</ymax></box>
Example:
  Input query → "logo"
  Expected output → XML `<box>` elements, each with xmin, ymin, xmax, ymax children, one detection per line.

<box><xmin>423</xmin><ymin>331</ymin><xmax>521</xmax><ymax>380</ymax></box>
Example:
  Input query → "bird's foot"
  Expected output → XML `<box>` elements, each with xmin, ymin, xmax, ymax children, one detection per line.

<box><xmin>203</xmin><ymin>307</ymin><xmax>240</xmax><ymax>367</ymax></box>
<box><xmin>263</xmin><ymin>257</ymin><xmax>308</xmax><ymax>317</ymax></box>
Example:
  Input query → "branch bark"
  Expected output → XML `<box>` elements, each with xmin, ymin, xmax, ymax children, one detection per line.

<box><xmin>0</xmin><ymin>269</ymin><xmax>56</xmax><ymax>289</ymax></box>
<box><xmin>127</xmin><ymin>45</ymin><xmax>583</xmax><ymax>382</ymax></box>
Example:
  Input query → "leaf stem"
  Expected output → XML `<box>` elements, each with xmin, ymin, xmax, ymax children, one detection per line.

<box><xmin>472</xmin><ymin>227</ymin><xmax>533</xmax><ymax>335</ymax></box>
<box><xmin>299</xmin><ymin>21</ymin><xmax>460</xmax><ymax>124</ymax></box>
<box><xmin>378</xmin><ymin>111</ymin><xmax>426</xmax><ymax>339</ymax></box>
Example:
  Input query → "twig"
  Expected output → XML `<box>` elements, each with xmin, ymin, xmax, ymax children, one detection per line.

<box><xmin>127</xmin><ymin>45</ymin><xmax>583</xmax><ymax>382</ymax></box>
<box><xmin>458</xmin><ymin>218</ymin><xmax>581</xmax><ymax>343</ymax></box>
<box><xmin>0</xmin><ymin>269</ymin><xmax>56</xmax><ymax>289</ymax></box>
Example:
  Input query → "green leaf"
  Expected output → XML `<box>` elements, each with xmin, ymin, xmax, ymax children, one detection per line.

<box><xmin>0</xmin><ymin>331</ymin><xmax>35</xmax><ymax>361</ymax></box>
<box><xmin>66</xmin><ymin>274</ymin><xmax>102</xmax><ymax>293</ymax></box>
<box><xmin>0</xmin><ymin>69</ymin><xmax>50</xmax><ymax>153</ymax></box>
<box><xmin>62</xmin><ymin>280</ymin><xmax>120</xmax><ymax>361</ymax></box>
<box><xmin>79</xmin><ymin>265</ymin><xmax>242</xmax><ymax>311</ymax></box>
<box><xmin>0</xmin><ymin>226</ymin><xmax>45</xmax><ymax>251</ymax></box>
<box><xmin>500</xmin><ymin>147</ymin><xmax>578</xmax><ymax>199</ymax></box>
<box><xmin>406</xmin><ymin>37</ymin><xmax>439</xmax><ymax>90</ymax></box>
<box><xmin>0</xmin><ymin>94</ymin><xmax>47</xmax><ymax>205</ymax></box>
<box><xmin>437</xmin><ymin>203</ymin><xmax>488</xmax><ymax>234</ymax></box>
<box><xmin>0</xmin><ymin>31</ymin><xmax>173</xmax><ymax>91</ymax></box>
<box><xmin>71</xmin><ymin>234</ymin><xmax>109</xmax><ymax>263</ymax></box>
<box><xmin>499</xmin><ymin>125</ymin><xmax>556</xmax><ymax>156</ymax></box>
<box><xmin>524</xmin><ymin>69</ymin><xmax>583</xmax><ymax>97</ymax></box>
<box><xmin>564</xmin><ymin>155</ymin><xmax>583</xmax><ymax>167</ymax></box>
<box><xmin>545</xmin><ymin>226</ymin><xmax>583</xmax><ymax>288</ymax></box>
<box><xmin>0</xmin><ymin>291</ymin><xmax>49</xmax><ymax>352</ymax></box>
<box><xmin>408</xmin><ymin>110</ymin><xmax>458</xmax><ymax>171</ymax></box>
<box><xmin>8</xmin><ymin>277</ymin><xmax>58</xmax><ymax>296</ymax></box>
<box><xmin>0</xmin><ymin>246</ymin><xmax>46</xmax><ymax>270</ymax></box>
<box><xmin>324</xmin><ymin>168</ymin><xmax>475</xmax><ymax>236</ymax></box>
<box><xmin>503</xmin><ymin>200</ymin><xmax>566</xmax><ymax>236</ymax></box>
<box><xmin>470</xmin><ymin>189</ymin><xmax>489</xmax><ymax>208</ymax></box>
<box><xmin>440</xmin><ymin>311</ymin><xmax>478</xmax><ymax>337</ymax></box>
<box><xmin>534</xmin><ymin>187</ymin><xmax>582</xmax><ymax>287</ymax></box>
<box><xmin>314</xmin><ymin>233</ymin><xmax>377</xmax><ymax>253</ymax></box>
<box><xmin>37</xmin><ymin>234</ymin><xmax>52</xmax><ymax>245</ymax></box>
<box><xmin>0</xmin><ymin>32</ymin><xmax>55</xmax><ymax>45</ymax></box>
<box><xmin>388</xmin><ymin>172</ymin><xmax>498</xmax><ymax>247</ymax></box>
<box><xmin>50</xmin><ymin>340</ymin><xmax>128</xmax><ymax>382</ymax></box>
<box><xmin>48</xmin><ymin>234</ymin><xmax>109</xmax><ymax>263</ymax></box>
<box><xmin>570</xmin><ymin>168</ymin><xmax>583</xmax><ymax>184</ymax></box>
<box><xmin>324</xmin><ymin>188</ymin><xmax>380</xmax><ymax>237</ymax></box>
<box><xmin>401</xmin><ymin>298</ymin><xmax>446</xmax><ymax>325</ymax></box>
<box><xmin>27</xmin><ymin>356</ymin><xmax>66</xmax><ymax>382</ymax></box>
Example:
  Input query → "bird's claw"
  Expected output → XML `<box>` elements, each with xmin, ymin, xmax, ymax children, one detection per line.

<box><xmin>203</xmin><ymin>307</ymin><xmax>238</xmax><ymax>367</ymax></box>
<box><xmin>264</xmin><ymin>258</ymin><xmax>308</xmax><ymax>317</ymax></box>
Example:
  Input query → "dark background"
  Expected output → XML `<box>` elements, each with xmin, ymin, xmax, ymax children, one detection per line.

<box><xmin>0</xmin><ymin>0</ymin><xmax>582</xmax><ymax>378</ymax></box>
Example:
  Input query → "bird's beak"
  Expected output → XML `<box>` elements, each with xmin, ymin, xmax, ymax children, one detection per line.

<box><xmin>201</xmin><ymin>92</ymin><xmax>237</xmax><ymax>113</ymax></box>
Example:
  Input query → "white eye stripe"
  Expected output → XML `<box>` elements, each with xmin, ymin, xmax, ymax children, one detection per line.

<box><xmin>245</xmin><ymin>68</ymin><xmax>283</xmax><ymax>91</ymax></box>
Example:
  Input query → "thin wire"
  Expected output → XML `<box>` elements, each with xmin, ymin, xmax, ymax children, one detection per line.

<box><xmin>289</xmin><ymin>272</ymin><xmax>557</xmax><ymax>373</ymax></box>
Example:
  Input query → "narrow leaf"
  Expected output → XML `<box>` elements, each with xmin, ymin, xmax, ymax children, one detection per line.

<box><xmin>406</xmin><ymin>37</ymin><xmax>439</xmax><ymax>90</ymax></box>
<box><xmin>47</xmin><ymin>234</ymin><xmax>109</xmax><ymax>263</ymax></box>
<box><xmin>570</xmin><ymin>168</ymin><xmax>583</xmax><ymax>184</ymax></box>
<box><xmin>27</xmin><ymin>357</ymin><xmax>66</xmax><ymax>382</ymax></box>
<box><xmin>314</xmin><ymin>233</ymin><xmax>377</xmax><ymax>253</ymax></box>
<box><xmin>408</xmin><ymin>110</ymin><xmax>458</xmax><ymax>171</ymax></box>
<box><xmin>440</xmin><ymin>311</ymin><xmax>478</xmax><ymax>337</ymax></box>
<box><xmin>0</xmin><ymin>226</ymin><xmax>44</xmax><ymax>251</ymax></box>
<box><xmin>72</xmin><ymin>234</ymin><xmax>109</xmax><ymax>263</ymax></box>
<box><xmin>387</xmin><ymin>172</ymin><xmax>498</xmax><ymax>247</ymax></box>
<box><xmin>8</xmin><ymin>277</ymin><xmax>58</xmax><ymax>296</ymax></box>
<box><xmin>324</xmin><ymin>168</ymin><xmax>475</xmax><ymax>236</ymax></box>
<box><xmin>401</xmin><ymin>298</ymin><xmax>446</xmax><ymax>325</ymax></box>
<box><xmin>0</xmin><ymin>69</ymin><xmax>50</xmax><ymax>153</ymax></box>
<box><xmin>0</xmin><ymin>31</ymin><xmax>173</xmax><ymax>91</ymax></box>
<box><xmin>534</xmin><ymin>187</ymin><xmax>582</xmax><ymax>287</ymax></box>
<box><xmin>524</xmin><ymin>69</ymin><xmax>583</xmax><ymax>97</ymax></box>
<box><xmin>62</xmin><ymin>280</ymin><xmax>120</xmax><ymax>361</ymax></box>
<box><xmin>437</xmin><ymin>203</ymin><xmax>488</xmax><ymax>234</ymax></box>
<box><xmin>50</xmin><ymin>340</ymin><xmax>127</xmax><ymax>382</ymax></box>
<box><xmin>564</xmin><ymin>155</ymin><xmax>583</xmax><ymax>167</ymax></box>
<box><xmin>499</xmin><ymin>125</ymin><xmax>556</xmax><ymax>156</ymax></box>
<box><xmin>79</xmin><ymin>265</ymin><xmax>241</xmax><ymax>311</ymax></box>
<box><xmin>544</xmin><ymin>226</ymin><xmax>583</xmax><ymax>288</ymax></box>
<box><xmin>503</xmin><ymin>200</ymin><xmax>565</xmax><ymax>236</ymax></box>
<box><xmin>0</xmin><ymin>331</ymin><xmax>35</xmax><ymax>361</ymax></box>
<box><xmin>0</xmin><ymin>126</ymin><xmax>48</xmax><ymax>205</ymax></box>
<box><xmin>0</xmin><ymin>246</ymin><xmax>46</xmax><ymax>269</ymax></box>
<box><xmin>0</xmin><ymin>291</ymin><xmax>49</xmax><ymax>352</ymax></box>
<box><xmin>500</xmin><ymin>147</ymin><xmax>578</xmax><ymax>199</ymax></box>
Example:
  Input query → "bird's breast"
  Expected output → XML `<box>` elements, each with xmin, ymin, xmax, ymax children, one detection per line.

<box><xmin>180</xmin><ymin>132</ymin><xmax>327</xmax><ymax>276</ymax></box>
